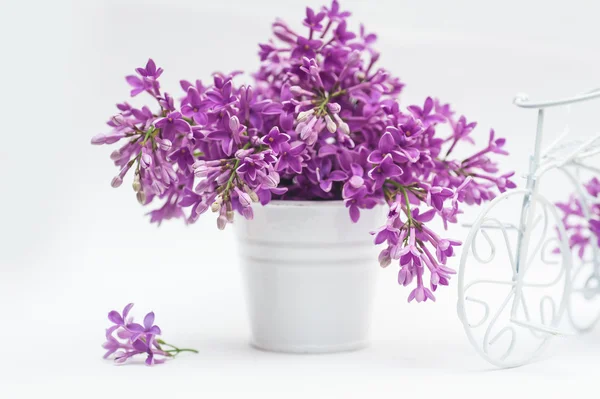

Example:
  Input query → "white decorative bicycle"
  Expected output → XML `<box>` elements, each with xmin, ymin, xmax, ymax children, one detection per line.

<box><xmin>457</xmin><ymin>88</ymin><xmax>600</xmax><ymax>368</ymax></box>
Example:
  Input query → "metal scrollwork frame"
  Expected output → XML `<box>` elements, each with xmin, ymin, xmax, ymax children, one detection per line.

<box><xmin>457</xmin><ymin>88</ymin><xmax>600</xmax><ymax>368</ymax></box>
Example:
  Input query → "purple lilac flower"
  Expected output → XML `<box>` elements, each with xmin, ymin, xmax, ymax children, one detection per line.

<box><xmin>93</xmin><ymin>1</ymin><xmax>515</xmax><ymax>303</ymax></box>
<box><xmin>102</xmin><ymin>304</ymin><xmax>197</xmax><ymax>366</ymax></box>
<box><xmin>556</xmin><ymin>178</ymin><xmax>600</xmax><ymax>258</ymax></box>
<box><xmin>590</xmin><ymin>220</ymin><xmax>600</xmax><ymax>246</ymax></box>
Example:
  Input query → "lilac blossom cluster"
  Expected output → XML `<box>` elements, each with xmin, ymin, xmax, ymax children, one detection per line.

<box><xmin>555</xmin><ymin>177</ymin><xmax>600</xmax><ymax>258</ymax></box>
<box><xmin>92</xmin><ymin>1</ymin><xmax>514</xmax><ymax>302</ymax></box>
<box><xmin>102</xmin><ymin>303</ymin><xmax>197</xmax><ymax>366</ymax></box>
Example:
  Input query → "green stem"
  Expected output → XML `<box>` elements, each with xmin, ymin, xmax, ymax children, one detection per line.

<box><xmin>399</xmin><ymin>186</ymin><xmax>412</xmax><ymax>220</ymax></box>
<box><xmin>385</xmin><ymin>180</ymin><xmax>415</xmax><ymax>226</ymax></box>
<box><xmin>223</xmin><ymin>142</ymin><xmax>252</xmax><ymax>199</ymax></box>
<box><xmin>166</xmin><ymin>348</ymin><xmax>199</xmax><ymax>354</ymax></box>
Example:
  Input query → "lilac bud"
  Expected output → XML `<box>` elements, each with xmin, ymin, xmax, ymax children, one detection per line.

<box><xmin>165</xmin><ymin>166</ymin><xmax>178</xmax><ymax>182</ymax></box>
<box><xmin>242</xmin><ymin>206</ymin><xmax>254</xmax><ymax>220</ymax></box>
<box><xmin>290</xmin><ymin>86</ymin><xmax>305</xmax><ymax>96</ymax></box>
<box><xmin>111</xmin><ymin>176</ymin><xmax>123</xmax><ymax>188</ymax></box>
<box><xmin>334</xmin><ymin>114</ymin><xmax>350</xmax><ymax>135</ymax></box>
<box><xmin>132</xmin><ymin>174</ymin><xmax>141</xmax><ymax>192</ymax></box>
<box><xmin>324</xmin><ymin>115</ymin><xmax>337</xmax><ymax>133</ymax></box>
<box><xmin>235</xmin><ymin>148</ymin><xmax>253</xmax><ymax>159</ymax></box>
<box><xmin>136</xmin><ymin>191</ymin><xmax>146</xmax><ymax>205</ymax></box>
<box><xmin>211</xmin><ymin>197</ymin><xmax>223</xmax><ymax>212</ymax></box>
<box><xmin>349</xmin><ymin>175</ymin><xmax>364</xmax><ymax>188</ymax></box>
<box><xmin>290</xmin><ymin>86</ymin><xmax>315</xmax><ymax>97</ymax></box>
<box><xmin>226</xmin><ymin>210</ymin><xmax>235</xmax><ymax>222</ymax></box>
<box><xmin>261</xmin><ymin>170</ymin><xmax>280</xmax><ymax>188</ymax></box>
<box><xmin>327</xmin><ymin>102</ymin><xmax>341</xmax><ymax>114</ymax></box>
<box><xmin>158</xmin><ymin>138</ymin><xmax>172</xmax><ymax>151</ymax></box>
<box><xmin>370</xmin><ymin>70</ymin><xmax>388</xmax><ymax>84</ymax></box>
<box><xmin>296</xmin><ymin>109</ymin><xmax>315</xmax><ymax>123</ymax></box>
<box><xmin>347</xmin><ymin>50</ymin><xmax>361</xmax><ymax>67</ymax></box>
<box><xmin>195</xmin><ymin>179</ymin><xmax>212</xmax><ymax>192</ymax></box>
<box><xmin>216</xmin><ymin>170</ymin><xmax>232</xmax><ymax>185</ymax></box>
<box><xmin>141</xmin><ymin>153</ymin><xmax>153</xmax><ymax>169</ymax></box>
<box><xmin>378</xmin><ymin>249</ymin><xmax>391</xmax><ymax>268</ymax></box>
<box><xmin>235</xmin><ymin>187</ymin><xmax>252</xmax><ymax>208</ymax></box>
<box><xmin>195</xmin><ymin>202</ymin><xmax>209</xmax><ymax>216</ymax></box>
<box><xmin>194</xmin><ymin>164</ymin><xmax>208</xmax><ymax>178</ymax></box>
<box><xmin>430</xmin><ymin>271</ymin><xmax>440</xmax><ymax>286</ymax></box>
<box><xmin>248</xmin><ymin>190</ymin><xmax>259</xmax><ymax>203</ymax></box>
<box><xmin>110</xmin><ymin>149</ymin><xmax>121</xmax><ymax>161</ymax></box>
<box><xmin>229</xmin><ymin>116</ymin><xmax>240</xmax><ymax>133</ymax></box>
<box><xmin>91</xmin><ymin>133</ymin><xmax>106</xmax><ymax>145</ymax></box>
<box><xmin>217</xmin><ymin>215</ymin><xmax>228</xmax><ymax>230</ymax></box>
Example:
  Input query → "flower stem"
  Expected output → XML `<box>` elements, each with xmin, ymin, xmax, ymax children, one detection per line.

<box><xmin>157</xmin><ymin>339</ymin><xmax>199</xmax><ymax>356</ymax></box>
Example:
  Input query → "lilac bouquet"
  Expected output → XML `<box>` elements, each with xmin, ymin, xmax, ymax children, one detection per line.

<box><xmin>556</xmin><ymin>177</ymin><xmax>600</xmax><ymax>258</ymax></box>
<box><xmin>103</xmin><ymin>304</ymin><xmax>197</xmax><ymax>365</ymax></box>
<box><xmin>92</xmin><ymin>1</ymin><xmax>514</xmax><ymax>302</ymax></box>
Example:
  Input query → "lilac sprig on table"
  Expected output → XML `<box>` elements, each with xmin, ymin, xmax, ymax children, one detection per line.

<box><xmin>102</xmin><ymin>304</ymin><xmax>197</xmax><ymax>366</ymax></box>
<box><xmin>555</xmin><ymin>177</ymin><xmax>600</xmax><ymax>258</ymax></box>
<box><xmin>92</xmin><ymin>0</ymin><xmax>514</xmax><ymax>302</ymax></box>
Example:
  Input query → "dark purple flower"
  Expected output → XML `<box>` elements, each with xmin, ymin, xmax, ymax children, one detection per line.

<box><xmin>167</xmin><ymin>147</ymin><xmax>195</xmax><ymax>169</ymax></box>
<box><xmin>316</xmin><ymin>157</ymin><xmax>348</xmax><ymax>192</ymax></box>
<box><xmin>333</xmin><ymin>20</ymin><xmax>356</xmax><ymax>43</ymax></box>
<box><xmin>136</xmin><ymin>59</ymin><xmax>163</xmax><ymax>80</ymax></box>
<box><xmin>371</xmin><ymin>224</ymin><xmax>400</xmax><ymax>245</ymax></box>
<box><xmin>181</xmin><ymin>87</ymin><xmax>208</xmax><ymax>124</ymax></box>
<box><xmin>407</xmin><ymin>97</ymin><xmax>445</xmax><ymax>126</ymax></box>
<box><xmin>367</xmin><ymin>131</ymin><xmax>407</xmax><ymax>164</ymax></box>
<box><xmin>291</xmin><ymin>37</ymin><xmax>323</xmax><ymax>59</ymax></box>
<box><xmin>585</xmin><ymin>177</ymin><xmax>600</xmax><ymax>197</ymax></box>
<box><xmin>368</xmin><ymin>157</ymin><xmax>403</xmax><ymax>188</ymax></box>
<box><xmin>126</xmin><ymin>75</ymin><xmax>152</xmax><ymax>97</ymax></box>
<box><xmin>303</xmin><ymin>7</ymin><xmax>326</xmax><ymax>31</ymax></box>
<box><xmin>126</xmin><ymin>311</ymin><xmax>161</xmax><ymax>342</ymax></box>
<box><xmin>275</xmin><ymin>142</ymin><xmax>306</xmax><ymax>173</ymax></box>
<box><xmin>237</xmin><ymin>153</ymin><xmax>269</xmax><ymax>181</ymax></box>
<box><xmin>126</xmin><ymin>59</ymin><xmax>163</xmax><ymax>97</ymax></box>
<box><xmin>261</xmin><ymin>126</ymin><xmax>290</xmax><ymax>154</ymax></box>
<box><xmin>155</xmin><ymin>112</ymin><xmax>191</xmax><ymax>140</ymax></box>
<box><xmin>344</xmin><ymin>186</ymin><xmax>378</xmax><ymax>222</ymax></box>
<box><xmin>108</xmin><ymin>303</ymin><xmax>134</xmax><ymax>327</ymax></box>
<box><xmin>322</xmin><ymin>0</ymin><xmax>351</xmax><ymax>20</ymax></box>
<box><xmin>427</xmin><ymin>186</ymin><xmax>453</xmax><ymax>211</ymax></box>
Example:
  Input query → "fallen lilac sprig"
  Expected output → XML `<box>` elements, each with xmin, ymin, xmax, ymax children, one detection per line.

<box><xmin>102</xmin><ymin>303</ymin><xmax>197</xmax><ymax>366</ymax></box>
<box><xmin>92</xmin><ymin>1</ymin><xmax>514</xmax><ymax>303</ymax></box>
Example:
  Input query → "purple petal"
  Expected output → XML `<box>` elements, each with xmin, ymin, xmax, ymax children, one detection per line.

<box><xmin>320</xmin><ymin>180</ymin><xmax>333</xmax><ymax>192</ymax></box>
<box><xmin>378</xmin><ymin>132</ymin><xmax>396</xmax><ymax>153</ymax></box>
<box><xmin>367</xmin><ymin>151</ymin><xmax>384</xmax><ymax>164</ymax></box>
<box><xmin>349</xmin><ymin>205</ymin><xmax>360</xmax><ymax>222</ymax></box>
<box><xmin>122</xmin><ymin>303</ymin><xmax>134</xmax><ymax>320</ymax></box>
<box><xmin>108</xmin><ymin>311</ymin><xmax>124</xmax><ymax>325</ymax></box>
<box><xmin>327</xmin><ymin>170</ymin><xmax>346</xmax><ymax>181</ymax></box>
<box><xmin>148</xmin><ymin>326</ymin><xmax>162</xmax><ymax>335</ymax></box>
<box><xmin>173</xmin><ymin>119</ymin><xmax>191</xmax><ymax>133</ymax></box>
<box><xmin>132</xmin><ymin>339</ymin><xmax>148</xmax><ymax>352</ymax></box>
<box><xmin>127</xmin><ymin>323</ymin><xmax>144</xmax><ymax>332</ymax></box>
<box><xmin>144</xmin><ymin>312</ymin><xmax>155</xmax><ymax>329</ymax></box>
<box><xmin>289</xmin><ymin>142</ymin><xmax>306</xmax><ymax>156</ymax></box>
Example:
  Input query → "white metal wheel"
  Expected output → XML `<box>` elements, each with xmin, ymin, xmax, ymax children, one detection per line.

<box><xmin>457</xmin><ymin>189</ymin><xmax>572</xmax><ymax>368</ymax></box>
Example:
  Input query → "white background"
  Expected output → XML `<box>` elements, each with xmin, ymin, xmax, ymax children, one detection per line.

<box><xmin>2</xmin><ymin>0</ymin><xmax>600</xmax><ymax>397</ymax></box>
